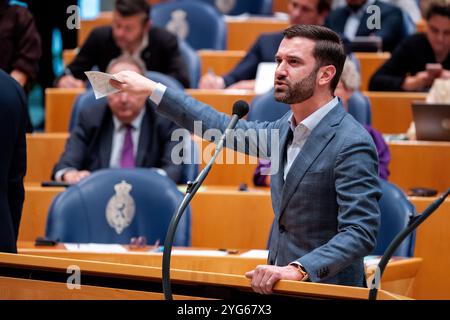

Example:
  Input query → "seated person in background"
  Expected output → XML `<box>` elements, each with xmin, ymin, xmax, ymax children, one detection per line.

<box><xmin>52</xmin><ymin>57</ymin><xmax>183</xmax><ymax>185</ymax></box>
<box><xmin>332</xmin><ymin>0</ymin><xmax>422</xmax><ymax>23</ymax></box>
<box><xmin>325</xmin><ymin>0</ymin><xmax>406</xmax><ymax>52</ymax></box>
<box><xmin>56</xmin><ymin>0</ymin><xmax>189</xmax><ymax>88</ymax></box>
<box><xmin>199</xmin><ymin>0</ymin><xmax>332</xmax><ymax>90</ymax></box>
<box><xmin>254</xmin><ymin>58</ymin><xmax>390</xmax><ymax>186</ymax></box>
<box><xmin>369</xmin><ymin>0</ymin><xmax>450</xmax><ymax>91</ymax></box>
<box><xmin>0</xmin><ymin>0</ymin><xmax>41</xmax><ymax>88</ymax></box>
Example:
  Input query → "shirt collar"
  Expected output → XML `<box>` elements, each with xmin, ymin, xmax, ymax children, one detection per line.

<box><xmin>113</xmin><ymin>107</ymin><xmax>146</xmax><ymax>131</ymax></box>
<box><xmin>287</xmin><ymin>97</ymin><xmax>339</xmax><ymax>133</ymax></box>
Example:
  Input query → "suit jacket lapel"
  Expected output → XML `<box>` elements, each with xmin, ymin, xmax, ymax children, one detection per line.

<box><xmin>136</xmin><ymin>105</ymin><xmax>152</xmax><ymax>166</ymax></box>
<box><xmin>98</xmin><ymin>118</ymin><xmax>114</xmax><ymax>168</ymax></box>
<box><xmin>270</xmin><ymin>119</ymin><xmax>291</xmax><ymax>216</ymax></box>
<box><xmin>278</xmin><ymin>105</ymin><xmax>346</xmax><ymax>217</ymax></box>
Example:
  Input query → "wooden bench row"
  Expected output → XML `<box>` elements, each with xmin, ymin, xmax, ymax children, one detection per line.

<box><xmin>26</xmin><ymin>133</ymin><xmax>450</xmax><ymax>192</ymax></box>
<box><xmin>18</xmin><ymin>184</ymin><xmax>450</xmax><ymax>299</ymax></box>
<box><xmin>44</xmin><ymin>88</ymin><xmax>427</xmax><ymax>134</ymax></box>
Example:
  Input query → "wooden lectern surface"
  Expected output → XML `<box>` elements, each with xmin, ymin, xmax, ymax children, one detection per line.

<box><xmin>0</xmin><ymin>253</ymin><xmax>404</xmax><ymax>300</ymax></box>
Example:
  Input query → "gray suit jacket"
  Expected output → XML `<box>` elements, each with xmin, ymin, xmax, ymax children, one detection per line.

<box><xmin>157</xmin><ymin>88</ymin><xmax>381</xmax><ymax>287</ymax></box>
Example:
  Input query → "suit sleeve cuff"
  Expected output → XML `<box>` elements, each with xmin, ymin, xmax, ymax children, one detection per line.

<box><xmin>149</xmin><ymin>83</ymin><xmax>167</xmax><ymax>106</ymax></box>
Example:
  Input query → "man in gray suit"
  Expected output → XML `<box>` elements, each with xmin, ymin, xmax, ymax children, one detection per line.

<box><xmin>111</xmin><ymin>25</ymin><xmax>381</xmax><ymax>293</ymax></box>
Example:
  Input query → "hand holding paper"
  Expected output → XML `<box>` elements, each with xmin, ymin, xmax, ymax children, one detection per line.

<box><xmin>84</xmin><ymin>71</ymin><xmax>124</xmax><ymax>99</ymax></box>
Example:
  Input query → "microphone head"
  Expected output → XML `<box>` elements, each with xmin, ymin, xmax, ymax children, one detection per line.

<box><xmin>232</xmin><ymin>100</ymin><xmax>249</xmax><ymax>119</ymax></box>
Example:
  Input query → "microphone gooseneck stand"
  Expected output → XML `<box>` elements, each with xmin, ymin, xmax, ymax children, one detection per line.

<box><xmin>162</xmin><ymin>101</ymin><xmax>249</xmax><ymax>300</ymax></box>
<box><xmin>369</xmin><ymin>188</ymin><xmax>450</xmax><ymax>300</ymax></box>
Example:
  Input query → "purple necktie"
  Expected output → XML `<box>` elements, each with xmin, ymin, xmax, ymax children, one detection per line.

<box><xmin>120</xmin><ymin>124</ymin><xmax>135</xmax><ymax>168</ymax></box>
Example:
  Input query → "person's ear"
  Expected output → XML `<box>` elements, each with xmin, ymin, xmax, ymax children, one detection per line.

<box><xmin>318</xmin><ymin>65</ymin><xmax>336</xmax><ymax>88</ymax></box>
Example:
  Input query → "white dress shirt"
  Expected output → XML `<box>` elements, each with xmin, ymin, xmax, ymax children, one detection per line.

<box><xmin>109</xmin><ymin>108</ymin><xmax>146</xmax><ymax>168</ymax></box>
<box><xmin>284</xmin><ymin>97</ymin><xmax>339</xmax><ymax>180</ymax></box>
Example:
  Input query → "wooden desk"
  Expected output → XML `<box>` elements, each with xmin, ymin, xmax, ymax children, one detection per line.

<box><xmin>17</xmin><ymin>241</ymin><xmax>421</xmax><ymax>299</ymax></box>
<box><xmin>78</xmin><ymin>12</ymin><xmax>112</xmax><ymax>46</ymax></box>
<box><xmin>365</xmin><ymin>91</ymin><xmax>427</xmax><ymax>134</ymax></box>
<box><xmin>185</xmin><ymin>89</ymin><xmax>257</xmax><ymax>115</ymax></box>
<box><xmin>44</xmin><ymin>88</ymin><xmax>255</xmax><ymax>133</ymax></box>
<box><xmin>25</xmin><ymin>133</ymin><xmax>68</xmax><ymax>183</ymax></box>
<box><xmin>354</xmin><ymin>52</ymin><xmax>390</xmax><ymax>91</ymax></box>
<box><xmin>45</xmin><ymin>88</ymin><xmax>85</xmax><ymax>133</ymax></box>
<box><xmin>20</xmin><ymin>185</ymin><xmax>450</xmax><ymax>299</ymax></box>
<box><xmin>198</xmin><ymin>50</ymin><xmax>246</xmax><ymax>76</ymax></box>
<box><xmin>226</xmin><ymin>18</ymin><xmax>289</xmax><ymax>51</ymax></box>
<box><xmin>0</xmin><ymin>253</ymin><xmax>402</xmax><ymax>300</ymax></box>
<box><xmin>389</xmin><ymin>140</ymin><xmax>450</xmax><ymax>193</ymax></box>
<box><xmin>78</xmin><ymin>13</ymin><xmax>289</xmax><ymax>51</ymax></box>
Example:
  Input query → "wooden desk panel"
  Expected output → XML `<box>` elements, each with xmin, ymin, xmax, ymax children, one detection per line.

<box><xmin>365</xmin><ymin>91</ymin><xmax>427</xmax><ymax>134</ymax></box>
<box><xmin>19</xmin><ymin>185</ymin><xmax>450</xmax><ymax>298</ymax></box>
<box><xmin>1</xmin><ymin>253</ymin><xmax>402</xmax><ymax>300</ymax></box>
<box><xmin>185</xmin><ymin>89</ymin><xmax>257</xmax><ymax>114</ymax></box>
<box><xmin>354</xmin><ymin>52</ymin><xmax>390</xmax><ymax>91</ymax></box>
<box><xmin>412</xmin><ymin>197</ymin><xmax>450</xmax><ymax>299</ymax></box>
<box><xmin>45</xmin><ymin>88</ymin><xmax>85</xmax><ymax>133</ymax></box>
<box><xmin>17</xmin><ymin>241</ymin><xmax>421</xmax><ymax>299</ymax></box>
<box><xmin>25</xmin><ymin>133</ymin><xmax>68</xmax><ymax>183</ymax></box>
<box><xmin>78</xmin><ymin>12</ymin><xmax>112</xmax><ymax>46</ymax></box>
<box><xmin>226</xmin><ymin>18</ymin><xmax>289</xmax><ymax>51</ymax></box>
<box><xmin>44</xmin><ymin>89</ymin><xmax>255</xmax><ymax>133</ymax></box>
<box><xmin>389</xmin><ymin>141</ymin><xmax>450</xmax><ymax>193</ymax></box>
<box><xmin>198</xmin><ymin>50</ymin><xmax>246</xmax><ymax>77</ymax></box>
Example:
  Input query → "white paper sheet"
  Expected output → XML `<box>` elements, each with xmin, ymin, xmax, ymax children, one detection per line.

<box><xmin>84</xmin><ymin>71</ymin><xmax>122</xmax><ymax>99</ymax></box>
<box><xmin>170</xmin><ymin>249</ymin><xmax>229</xmax><ymax>257</ymax></box>
<box><xmin>254</xmin><ymin>62</ymin><xmax>277</xmax><ymax>95</ymax></box>
<box><xmin>239</xmin><ymin>249</ymin><xmax>269</xmax><ymax>259</ymax></box>
<box><xmin>64</xmin><ymin>243</ymin><xmax>127</xmax><ymax>253</ymax></box>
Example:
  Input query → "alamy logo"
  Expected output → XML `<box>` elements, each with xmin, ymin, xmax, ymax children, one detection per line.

<box><xmin>66</xmin><ymin>5</ymin><xmax>81</xmax><ymax>30</ymax></box>
<box><xmin>66</xmin><ymin>265</ymin><xmax>81</xmax><ymax>290</ymax></box>
<box><xmin>366</xmin><ymin>5</ymin><xmax>381</xmax><ymax>30</ymax></box>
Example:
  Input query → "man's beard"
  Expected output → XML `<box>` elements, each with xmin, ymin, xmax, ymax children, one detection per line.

<box><xmin>274</xmin><ymin>67</ymin><xmax>318</xmax><ymax>105</ymax></box>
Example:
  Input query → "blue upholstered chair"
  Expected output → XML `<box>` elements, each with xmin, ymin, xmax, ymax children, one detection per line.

<box><xmin>372</xmin><ymin>179</ymin><xmax>416</xmax><ymax>257</ymax></box>
<box><xmin>194</xmin><ymin>0</ymin><xmax>272</xmax><ymax>15</ymax></box>
<box><xmin>248</xmin><ymin>89</ymin><xmax>372</xmax><ymax>126</ymax></box>
<box><xmin>151</xmin><ymin>0</ymin><xmax>227</xmax><ymax>50</ymax></box>
<box><xmin>179</xmin><ymin>40</ymin><xmax>201</xmax><ymax>88</ymax></box>
<box><xmin>45</xmin><ymin>168</ymin><xmax>191</xmax><ymax>246</ymax></box>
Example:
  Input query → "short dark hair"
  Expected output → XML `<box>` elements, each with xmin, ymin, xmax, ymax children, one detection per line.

<box><xmin>283</xmin><ymin>24</ymin><xmax>346</xmax><ymax>93</ymax></box>
<box><xmin>425</xmin><ymin>0</ymin><xmax>450</xmax><ymax>20</ymax></box>
<box><xmin>115</xmin><ymin>0</ymin><xmax>151</xmax><ymax>21</ymax></box>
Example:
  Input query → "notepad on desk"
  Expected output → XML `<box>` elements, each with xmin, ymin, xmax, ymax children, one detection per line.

<box><xmin>64</xmin><ymin>243</ymin><xmax>127</xmax><ymax>253</ymax></box>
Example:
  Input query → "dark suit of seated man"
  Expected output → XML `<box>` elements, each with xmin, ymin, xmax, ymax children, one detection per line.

<box><xmin>325</xmin><ymin>0</ymin><xmax>405</xmax><ymax>52</ymax></box>
<box><xmin>199</xmin><ymin>0</ymin><xmax>331</xmax><ymax>90</ymax></box>
<box><xmin>56</xmin><ymin>0</ymin><xmax>190</xmax><ymax>89</ymax></box>
<box><xmin>0</xmin><ymin>70</ymin><xmax>27</xmax><ymax>253</ymax></box>
<box><xmin>52</xmin><ymin>57</ymin><xmax>183</xmax><ymax>185</ymax></box>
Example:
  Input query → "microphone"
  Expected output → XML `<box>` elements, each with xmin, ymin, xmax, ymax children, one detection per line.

<box><xmin>369</xmin><ymin>188</ymin><xmax>450</xmax><ymax>300</ymax></box>
<box><xmin>162</xmin><ymin>100</ymin><xmax>249</xmax><ymax>300</ymax></box>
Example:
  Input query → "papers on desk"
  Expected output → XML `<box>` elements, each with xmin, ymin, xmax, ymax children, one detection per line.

<box><xmin>84</xmin><ymin>71</ymin><xmax>122</xmax><ymax>99</ymax></box>
<box><xmin>65</xmin><ymin>243</ymin><xmax>127</xmax><ymax>253</ymax></box>
<box><xmin>239</xmin><ymin>249</ymin><xmax>269</xmax><ymax>259</ymax></box>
